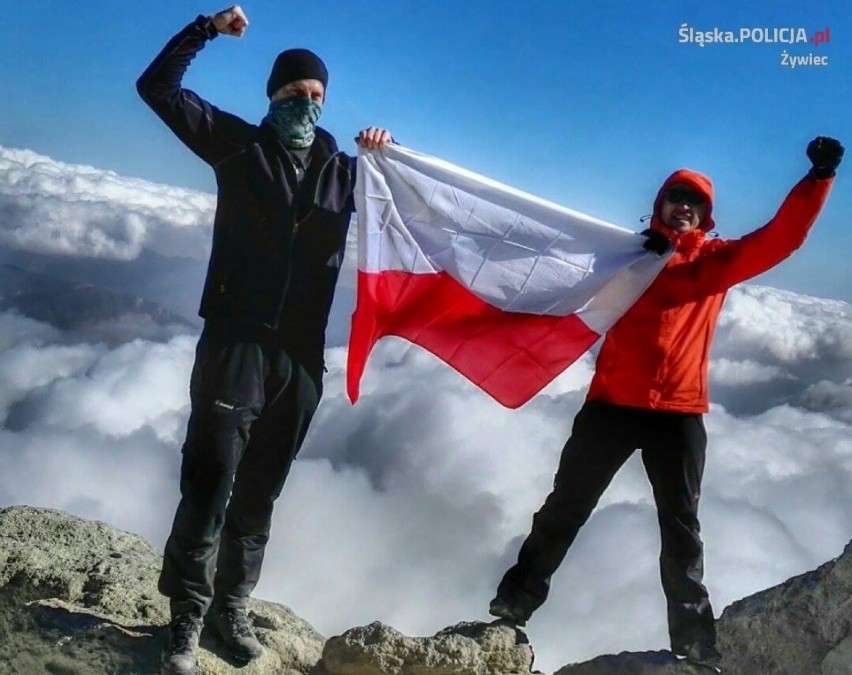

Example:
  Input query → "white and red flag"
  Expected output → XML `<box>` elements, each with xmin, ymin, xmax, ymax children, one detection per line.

<box><xmin>347</xmin><ymin>145</ymin><xmax>669</xmax><ymax>408</ymax></box>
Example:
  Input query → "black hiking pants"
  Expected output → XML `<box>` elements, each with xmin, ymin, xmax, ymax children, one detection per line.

<box><xmin>159</xmin><ymin>322</ymin><xmax>320</xmax><ymax>617</ymax></box>
<box><xmin>497</xmin><ymin>400</ymin><xmax>716</xmax><ymax>649</ymax></box>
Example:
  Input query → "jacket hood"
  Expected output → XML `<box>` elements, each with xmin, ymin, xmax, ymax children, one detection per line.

<box><xmin>651</xmin><ymin>168</ymin><xmax>715</xmax><ymax>234</ymax></box>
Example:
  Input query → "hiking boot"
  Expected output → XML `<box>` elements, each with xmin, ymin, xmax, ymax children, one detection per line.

<box><xmin>488</xmin><ymin>595</ymin><xmax>529</xmax><ymax>627</ymax></box>
<box><xmin>210</xmin><ymin>607</ymin><xmax>264</xmax><ymax>662</ymax></box>
<box><xmin>675</xmin><ymin>640</ymin><xmax>723</xmax><ymax>672</ymax></box>
<box><xmin>161</xmin><ymin>612</ymin><xmax>203</xmax><ymax>675</ymax></box>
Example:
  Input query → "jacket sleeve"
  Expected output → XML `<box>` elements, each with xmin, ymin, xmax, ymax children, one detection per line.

<box><xmin>136</xmin><ymin>15</ymin><xmax>254</xmax><ymax>166</ymax></box>
<box><xmin>665</xmin><ymin>174</ymin><xmax>834</xmax><ymax>299</ymax></box>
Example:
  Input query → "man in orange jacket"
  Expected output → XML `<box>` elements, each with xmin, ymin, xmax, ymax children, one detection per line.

<box><xmin>489</xmin><ymin>137</ymin><xmax>844</xmax><ymax>671</ymax></box>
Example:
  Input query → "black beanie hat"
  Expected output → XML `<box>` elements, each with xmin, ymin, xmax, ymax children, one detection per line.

<box><xmin>266</xmin><ymin>49</ymin><xmax>328</xmax><ymax>98</ymax></box>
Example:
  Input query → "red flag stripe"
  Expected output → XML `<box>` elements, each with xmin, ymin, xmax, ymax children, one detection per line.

<box><xmin>347</xmin><ymin>270</ymin><xmax>601</xmax><ymax>408</ymax></box>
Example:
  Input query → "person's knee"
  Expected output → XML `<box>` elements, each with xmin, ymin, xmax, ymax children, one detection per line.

<box><xmin>179</xmin><ymin>436</ymin><xmax>243</xmax><ymax>507</ymax></box>
<box><xmin>533</xmin><ymin>490</ymin><xmax>597</xmax><ymax>535</ymax></box>
<box><xmin>223</xmin><ymin>489</ymin><xmax>276</xmax><ymax>539</ymax></box>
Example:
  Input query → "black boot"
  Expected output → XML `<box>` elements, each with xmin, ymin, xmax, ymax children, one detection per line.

<box><xmin>488</xmin><ymin>595</ymin><xmax>530</xmax><ymax>627</ymax></box>
<box><xmin>675</xmin><ymin>640</ymin><xmax>723</xmax><ymax>673</ymax></box>
<box><xmin>210</xmin><ymin>607</ymin><xmax>264</xmax><ymax>662</ymax></box>
<box><xmin>161</xmin><ymin>612</ymin><xmax>203</xmax><ymax>675</ymax></box>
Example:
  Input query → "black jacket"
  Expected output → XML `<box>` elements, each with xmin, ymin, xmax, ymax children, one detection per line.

<box><xmin>137</xmin><ymin>16</ymin><xmax>355</xmax><ymax>386</ymax></box>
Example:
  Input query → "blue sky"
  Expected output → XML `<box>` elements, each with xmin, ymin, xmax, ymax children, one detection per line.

<box><xmin>2</xmin><ymin>0</ymin><xmax>850</xmax><ymax>300</ymax></box>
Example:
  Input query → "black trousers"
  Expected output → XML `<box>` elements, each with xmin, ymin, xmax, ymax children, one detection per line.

<box><xmin>497</xmin><ymin>400</ymin><xmax>716</xmax><ymax>649</ymax></box>
<box><xmin>159</xmin><ymin>322</ymin><xmax>320</xmax><ymax>617</ymax></box>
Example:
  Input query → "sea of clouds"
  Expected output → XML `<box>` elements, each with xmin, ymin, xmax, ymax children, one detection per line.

<box><xmin>1</xmin><ymin>145</ymin><xmax>850</xmax><ymax>672</ymax></box>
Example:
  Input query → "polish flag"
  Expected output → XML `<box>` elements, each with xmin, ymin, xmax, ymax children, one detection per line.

<box><xmin>347</xmin><ymin>145</ymin><xmax>669</xmax><ymax>408</ymax></box>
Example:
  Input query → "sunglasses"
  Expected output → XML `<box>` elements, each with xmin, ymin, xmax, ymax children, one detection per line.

<box><xmin>663</xmin><ymin>188</ymin><xmax>706</xmax><ymax>206</ymax></box>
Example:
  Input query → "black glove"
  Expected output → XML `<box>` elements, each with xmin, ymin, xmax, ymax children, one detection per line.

<box><xmin>807</xmin><ymin>136</ymin><xmax>844</xmax><ymax>179</ymax></box>
<box><xmin>641</xmin><ymin>228</ymin><xmax>671</xmax><ymax>255</ymax></box>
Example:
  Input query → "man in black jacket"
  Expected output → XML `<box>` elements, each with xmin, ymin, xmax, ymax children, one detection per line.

<box><xmin>137</xmin><ymin>6</ymin><xmax>391</xmax><ymax>674</ymax></box>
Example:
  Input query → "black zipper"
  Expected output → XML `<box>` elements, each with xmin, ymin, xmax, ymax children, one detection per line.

<box><xmin>273</xmin><ymin>150</ymin><xmax>346</xmax><ymax>328</ymax></box>
<box><xmin>294</xmin><ymin>150</ymin><xmax>345</xmax><ymax>233</ymax></box>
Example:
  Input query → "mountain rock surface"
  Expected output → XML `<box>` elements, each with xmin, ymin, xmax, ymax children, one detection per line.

<box><xmin>0</xmin><ymin>506</ymin><xmax>323</xmax><ymax>674</ymax></box>
<box><xmin>716</xmin><ymin>540</ymin><xmax>852</xmax><ymax>675</ymax></box>
<box><xmin>315</xmin><ymin>620</ymin><xmax>538</xmax><ymax>675</ymax></box>
<box><xmin>1</xmin><ymin>506</ymin><xmax>850</xmax><ymax>675</ymax></box>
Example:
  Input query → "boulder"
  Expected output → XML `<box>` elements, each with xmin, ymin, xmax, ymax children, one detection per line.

<box><xmin>0</xmin><ymin>506</ymin><xmax>324</xmax><ymax>674</ymax></box>
<box><xmin>717</xmin><ymin>540</ymin><xmax>852</xmax><ymax>675</ymax></box>
<box><xmin>315</xmin><ymin>620</ymin><xmax>540</xmax><ymax>675</ymax></box>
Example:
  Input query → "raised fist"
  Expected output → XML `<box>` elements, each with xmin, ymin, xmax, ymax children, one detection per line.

<box><xmin>210</xmin><ymin>5</ymin><xmax>249</xmax><ymax>37</ymax></box>
<box><xmin>807</xmin><ymin>136</ymin><xmax>843</xmax><ymax>179</ymax></box>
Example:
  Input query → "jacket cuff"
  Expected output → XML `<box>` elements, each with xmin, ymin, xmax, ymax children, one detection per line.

<box><xmin>194</xmin><ymin>14</ymin><xmax>219</xmax><ymax>40</ymax></box>
<box><xmin>806</xmin><ymin>168</ymin><xmax>835</xmax><ymax>183</ymax></box>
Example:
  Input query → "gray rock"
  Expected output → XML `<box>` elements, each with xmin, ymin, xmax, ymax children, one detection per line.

<box><xmin>315</xmin><ymin>620</ymin><xmax>541</xmax><ymax>675</ymax></box>
<box><xmin>0</xmin><ymin>506</ymin><xmax>324</xmax><ymax>674</ymax></box>
<box><xmin>823</xmin><ymin>635</ymin><xmax>852</xmax><ymax>675</ymax></box>
<box><xmin>717</xmin><ymin>540</ymin><xmax>852</xmax><ymax>675</ymax></box>
<box><xmin>555</xmin><ymin>540</ymin><xmax>852</xmax><ymax>675</ymax></box>
<box><xmin>3</xmin><ymin>505</ymin><xmax>851</xmax><ymax>675</ymax></box>
<box><xmin>554</xmin><ymin>651</ymin><xmax>709</xmax><ymax>675</ymax></box>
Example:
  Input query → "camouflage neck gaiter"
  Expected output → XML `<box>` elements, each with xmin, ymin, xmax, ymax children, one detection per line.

<box><xmin>265</xmin><ymin>97</ymin><xmax>322</xmax><ymax>149</ymax></box>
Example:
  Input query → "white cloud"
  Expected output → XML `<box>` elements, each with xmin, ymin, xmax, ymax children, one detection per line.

<box><xmin>714</xmin><ymin>285</ymin><xmax>852</xmax><ymax>365</ymax></box>
<box><xmin>0</xmin><ymin>310</ymin><xmax>60</xmax><ymax>350</ymax></box>
<box><xmin>0</xmin><ymin>145</ymin><xmax>215</xmax><ymax>260</ymax></box>
<box><xmin>0</xmin><ymin>150</ymin><xmax>850</xmax><ymax>672</ymax></box>
<box><xmin>710</xmin><ymin>358</ymin><xmax>791</xmax><ymax>386</ymax></box>
<box><xmin>11</xmin><ymin>336</ymin><xmax>196</xmax><ymax>442</ymax></box>
<box><xmin>0</xmin><ymin>344</ymin><xmax>103</xmax><ymax>424</ymax></box>
<box><xmin>0</xmin><ymin>425</ymin><xmax>180</xmax><ymax>545</ymax></box>
<box><xmin>796</xmin><ymin>379</ymin><xmax>852</xmax><ymax>423</ymax></box>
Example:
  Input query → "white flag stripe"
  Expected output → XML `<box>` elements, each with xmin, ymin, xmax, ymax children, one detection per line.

<box><xmin>376</xmin><ymin>144</ymin><xmax>633</xmax><ymax>235</ymax></box>
<box><xmin>575</xmin><ymin>253</ymin><xmax>671</xmax><ymax>334</ymax></box>
<box><xmin>356</xmin><ymin>145</ymin><xmax>670</xmax><ymax>319</ymax></box>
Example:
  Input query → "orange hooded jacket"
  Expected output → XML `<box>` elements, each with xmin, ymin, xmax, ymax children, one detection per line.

<box><xmin>586</xmin><ymin>170</ymin><xmax>834</xmax><ymax>413</ymax></box>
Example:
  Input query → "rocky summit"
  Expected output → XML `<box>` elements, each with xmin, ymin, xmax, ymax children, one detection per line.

<box><xmin>0</xmin><ymin>507</ymin><xmax>539</xmax><ymax>675</ymax></box>
<box><xmin>0</xmin><ymin>506</ymin><xmax>323</xmax><ymax>675</ymax></box>
<box><xmin>1</xmin><ymin>505</ymin><xmax>851</xmax><ymax>675</ymax></box>
<box><xmin>315</xmin><ymin>620</ymin><xmax>538</xmax><ymax>675</ymax></box>
<box><xmin>717</xmin><ymin>540</ymin><xmax>852</xmax><ymax>675</ymax></box>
